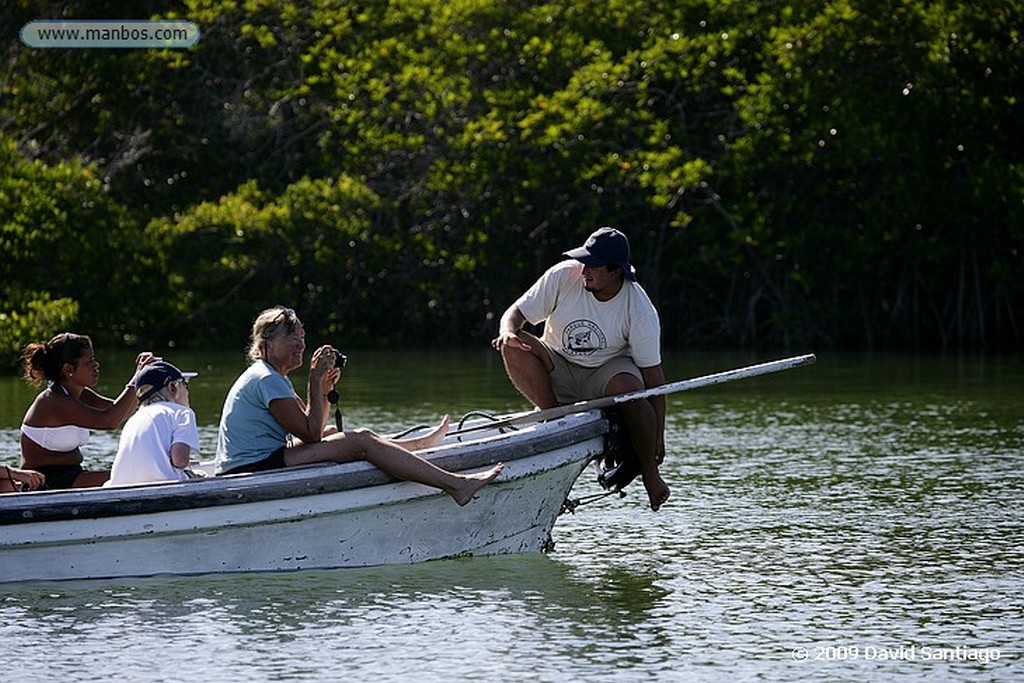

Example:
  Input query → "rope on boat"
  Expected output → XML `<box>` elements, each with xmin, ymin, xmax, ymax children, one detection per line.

<box><xmin>560</xmin><ymin>488</ymin><xmax>625</xmax><ymax>515</ymax></box>
<box><xmin>453</xmin><ymin>411</ymin><xmax>520</xmax><ymax>441</ymax></box>
<box><xmin>389</xmin><ymin>424</ymin><xmax>433</xmax><ymax>440</ymax></box>
<box><xmin>387</xmin><ymin>411</ymin><xmax>520</xmax><ymax>442</ymax></box>
<box><xmin>457</xmin><ymin>411</ymin><xmax>521</xmax><ymax>431</ymax></box>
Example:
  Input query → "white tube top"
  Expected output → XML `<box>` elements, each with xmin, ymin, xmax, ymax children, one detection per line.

<box><xmin>20</xmin><ymin>424</ymin><xmax>91</xmax><ymax>451</ymax></box>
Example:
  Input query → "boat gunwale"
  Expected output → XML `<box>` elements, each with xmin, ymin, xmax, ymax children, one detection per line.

<box><xmin>0</xmin><ymin>410</ymin><xmax>609</xmax><ymax>525</ymax></box>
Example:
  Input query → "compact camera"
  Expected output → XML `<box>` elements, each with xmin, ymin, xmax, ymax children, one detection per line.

<box><xmin>332</xmin><ymin>348</ymin><xmax>348</xmax><ymax>370</ymax></box>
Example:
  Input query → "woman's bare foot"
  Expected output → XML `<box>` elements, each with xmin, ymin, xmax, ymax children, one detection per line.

<box><xmin>450</xmin><ymin>462</ymin><xmax>504</xmax><ymax>506</ymax></box>
<box><xmin>397</xmin><ymin>415</ymin><xmax>451</xmax><ymax>451</ymax></box>
<box><xmin>423</xmin><ymin>414</ymin><xmax>450</xmax><ymax>448</ymax></box>
<box><xmin>643</xmin><ymin>473</ymin><xmax>671</xmax><ymax>512</ymax></box>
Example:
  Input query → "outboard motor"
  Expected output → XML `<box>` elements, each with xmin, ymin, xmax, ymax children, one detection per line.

<box><xmin>595</xmin><ymin>409</ymin><xmax>641</xmax><ymax>492</ymax></box>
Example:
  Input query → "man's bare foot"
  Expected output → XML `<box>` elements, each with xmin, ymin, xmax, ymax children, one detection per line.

<box><xmin>451</xmin><ymin>462</ymin><xmax>504</xmax><ymax>506</ymax></box>
<box><xmin>643</xmin><ymin>473</ymin><xmax>671</xmax><ymax>512</ymax></box>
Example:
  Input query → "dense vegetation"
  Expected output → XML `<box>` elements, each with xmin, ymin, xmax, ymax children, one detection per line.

<box><xmin>2</xmin><ymin>0</ymin><xmax>1021</xmax><ymax>364</ymax></box>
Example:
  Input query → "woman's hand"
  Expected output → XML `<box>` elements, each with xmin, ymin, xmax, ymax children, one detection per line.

<box><xmin>309</xmin><ymin>345</ymin><xmax>329</xmax><ymax>372</ymax></box>
<box><xmin>7</xmin><ymin>466</ymin><xmax>45</xmax><ymax>491</ymax></box>
<box><xmin>125</xmin><ymin>352</ymin><xmax>159</xmax><ymax>402</ymax></box>
<box><xmin>134</xmin><ymin>351</ymin><xmax>158</xmax><ymax>370</ymax></box>
<box><xmin>309</xmin><ymin>346</ymin><xmax>340</xmax><ymax>384</ymax></box>
<box><xmin>322</xmin><ymin>366</ymin><xmax>340</xmax><ymax>394</ymax></box>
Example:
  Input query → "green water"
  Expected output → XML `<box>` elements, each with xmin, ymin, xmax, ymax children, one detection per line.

<box><xmin>1</xmin><ymin>350</ymin><xmax>1021</xmax><ymax>681</ymax></box>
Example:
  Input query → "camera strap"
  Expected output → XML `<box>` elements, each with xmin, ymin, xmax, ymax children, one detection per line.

<box><xmin>327</xmin><ymin>389</ymin><xmax>343</xmax><ymax>431</ymax></box>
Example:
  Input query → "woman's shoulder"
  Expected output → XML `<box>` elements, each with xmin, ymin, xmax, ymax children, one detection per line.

<box><xmin>228</xmin><ymin>360</ymin><xmax>270</xmax><ymax>387</ymax></box>
<box><xmin>240</xmin><ymin>359</ymin><xmax>276</xmax><ymax>379</ymax></box>
<box><xmin>20</xmin><ymin>387</ymin><xmax>69</xmax><ymax>426</ymax></box>
<box><xmin>230</xmin><ymin>361</ymin><xmax>291</xmax><ymax>396</ymax></box>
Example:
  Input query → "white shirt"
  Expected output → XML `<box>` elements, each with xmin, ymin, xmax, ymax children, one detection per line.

<box><xmin>515</xmin><ymin>259</ymin><xmax>662</xmax><ymax>368</ymax></box>
<box><xmin>108</xmin><ymin>402</ymin><xmax>200</xmax><ymax>486</ymax></box>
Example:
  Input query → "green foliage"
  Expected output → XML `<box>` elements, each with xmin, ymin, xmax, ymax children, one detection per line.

<box><xmin>145</xmin><ymin>173</ymin><xmax>394</xmax><ymax>345</ymax></box>
<box><xmin>0</xmin><ymin>134</ymin><xmax>151</xmax><ymax>347</ymax></box>
<box><xmin>1</xmin><ymin>0</ymin><xmax>1021</xmax><ymax>357</ymax></box>
<box><xmin>0</xmin><ymin>293</ymin><xmax>79</xmax><ymax>370</ymax></box>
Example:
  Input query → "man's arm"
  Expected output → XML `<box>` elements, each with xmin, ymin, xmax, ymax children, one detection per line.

<box><xmin>491</xmin><ymin>305</ymin><xmax>532</xmax><ymax>351</ymax></box>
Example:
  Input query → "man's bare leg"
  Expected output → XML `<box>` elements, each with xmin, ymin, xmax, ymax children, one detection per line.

<box><xmin>500</xmin><ymin>331</ymin><xmax>558</xmax><ymax>409</ymax></box>
<box><xmin>606</xmin><ymin>373</ymin><xmax>671</xmax><ymax>511</ymax></box>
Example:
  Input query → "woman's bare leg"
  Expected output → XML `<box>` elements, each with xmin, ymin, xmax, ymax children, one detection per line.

<box><xmin>73</xmin><ymin>470</ymin><xmax>110</xmax><ymax>488</ymax></box>
<box><xmin>285</xmin><ymin>429</ymin><xmax>503</xmax><ymax>505</ymax></box>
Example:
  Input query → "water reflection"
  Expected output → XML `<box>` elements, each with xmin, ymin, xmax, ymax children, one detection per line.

<box><xmin>1</xmin><ymin>352</ymin><xmax>1021</xmax><ymax>681</ymax></box>
<box><xmin>3</xmin><ymin>552</ymin><xmax>671</xmax><ymax>629</ymax></box>
<box><xmin>2</xmin><ymin>553</ymin><xmax>680</xmax><ymax>681</ymax></box>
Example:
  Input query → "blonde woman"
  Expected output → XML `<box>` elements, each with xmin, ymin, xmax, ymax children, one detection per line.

<box><xmin>214</xmin><ymin>307</ymin><xmax>502</xmax><ymax>506</ymax></box>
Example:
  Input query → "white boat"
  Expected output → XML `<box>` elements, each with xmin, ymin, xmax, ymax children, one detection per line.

<box><xmin>0</xmin><ymin>354</ymin><xmax>815</xmax><ymax>584</ymax></box>
<box><xmin>0</xmin><ymin>410</ymin><xmax>612</xmax><ymax>584</ymax></box>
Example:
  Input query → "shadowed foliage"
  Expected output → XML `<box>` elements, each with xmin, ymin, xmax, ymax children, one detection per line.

<box><xmin>2</xmin><ymin>0</ymin><xmax>1021</xmax><ymax>362</ymax></box>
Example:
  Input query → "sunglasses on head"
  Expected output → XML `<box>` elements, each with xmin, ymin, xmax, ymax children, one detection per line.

<box><xmin>265</xmin><ymin>307</ymin><xmax>298</xmax><ymax>336</ymax></box>
<box><xmin>272</xmin><ymin>307</ymin><xmax>295</xmax><ymax>324</ymax></box>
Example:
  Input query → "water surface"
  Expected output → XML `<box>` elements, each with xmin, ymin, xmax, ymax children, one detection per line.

<box><xmin>1</xmin><ymin>351</ymin><xmax>1021</xmax><ymax>681</ymax></box>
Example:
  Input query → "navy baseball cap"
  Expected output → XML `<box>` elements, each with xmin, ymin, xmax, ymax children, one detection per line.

<box><xmin>134</xmin><ymin>360</ymin><xmax>198</xmax><ymax>401</ymax></box>
<box><xmin>563</xmin><ymin>227</ymin><xmax>637</xmax><ymax>281</ymax></box>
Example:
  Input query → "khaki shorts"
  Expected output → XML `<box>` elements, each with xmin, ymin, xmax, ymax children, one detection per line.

<box><xmin>541</xmin><ymin>343</ymin><xmax>643</xmax><ymax>404</ymax></box>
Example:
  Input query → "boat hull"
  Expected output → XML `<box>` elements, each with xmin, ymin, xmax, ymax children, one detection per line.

<box><xmin>0</xmin><ymin>411</ymin><xmax>609</xmax><ymax>583</ymax></box>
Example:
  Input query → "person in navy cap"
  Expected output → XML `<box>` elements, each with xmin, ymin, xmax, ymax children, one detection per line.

<box><xmin>107</xmin><ymin>360</ymin><xmax>201</xmax><ymax>486</ymax></box>
<box><xmin>492</xmin><ymin>227</ymin><xmax>670</xmax><ymax>511</ymax></box>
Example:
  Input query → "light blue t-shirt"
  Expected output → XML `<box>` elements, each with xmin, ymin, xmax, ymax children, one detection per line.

<box><xmin>215</xmin><ymin>360</ymin><xmax>298</xmax><ymax>474</ymax></box>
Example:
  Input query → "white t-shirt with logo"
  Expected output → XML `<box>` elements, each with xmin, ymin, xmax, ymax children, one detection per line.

<box><xmin>514</xmin><ymin>259</ymin><xmax>661</xmax><ymax>369</ymax></box>
<box><xmin>108</xmin><ymin>402</ymin><xmax>200</xmax><ymax>486</ymax></box>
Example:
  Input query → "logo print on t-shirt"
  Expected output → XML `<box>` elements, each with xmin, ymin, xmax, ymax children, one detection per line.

<box><xmin>562</xmin><ymin>320</ymin><xmax>606</xmax><ymax>356</ymax></box>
